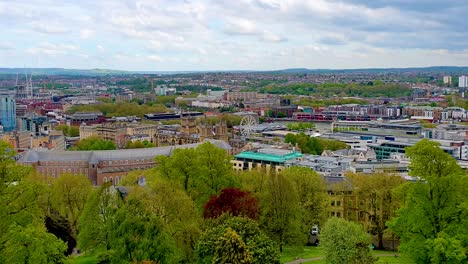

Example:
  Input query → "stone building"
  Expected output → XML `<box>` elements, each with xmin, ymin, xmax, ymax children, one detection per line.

<box><xmin>19</xmin><ymin>139</ymin><xmax>232</xmax><ymax>186</ymax></box>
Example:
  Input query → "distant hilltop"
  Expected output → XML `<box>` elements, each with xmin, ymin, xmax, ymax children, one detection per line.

<box><xmin>0</xmin><ymin>66</ymin><xmax>467</xmax><ymax>76</ymax></box>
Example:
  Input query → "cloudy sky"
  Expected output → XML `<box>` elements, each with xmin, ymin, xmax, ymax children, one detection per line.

<box><xmin>0</xmin><ymin>0</ymin><xmax>467</xmax><ymax>71</ymax></box>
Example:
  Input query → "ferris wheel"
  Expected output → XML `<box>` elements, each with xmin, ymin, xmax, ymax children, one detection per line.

<box><xmin>239</xmin><ymin>115</ymin><xmax>257</xmax><ymax>137</ymax></box>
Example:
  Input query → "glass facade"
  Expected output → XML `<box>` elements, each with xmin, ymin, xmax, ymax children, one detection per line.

<box><xmin>0</xmin><ymin>96</ymin><xmax>16</xmax><ymax>132</ymax></box>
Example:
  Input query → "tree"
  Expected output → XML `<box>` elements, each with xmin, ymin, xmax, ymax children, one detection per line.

<box><xmin>348</xmin><ymin>173</ymin><xmax>405</xmax><ymax>249</ymax></box>
<box><xmin>261</xmin><ymin>173</ymin><xmax>301</xmax><ymax>252</ymax></box>
<box><xmin>321</xmin><ymin>217</ymin><xmax>377</xmax><ymax>264</ymax></box>
<box><xmin>284</xmin><ymin>133</ymin><xmax>348</xmax><ymax>154</ymax></box>
<box><xmin>109</xmin><ymin>196</ymin><xmax>176</xmax><ymax>263</ymax></box>
<box><xmin>78</xmin><ymin>183</ymin><xmax>119</xmax><ymax>253</ymax></box>
<box><xmin>55</xmin><ymin>125</ymin><xmax>79</xmax><ymax>137</ymax></box>
<box><xmin>73</xmin><ymin>136</ymin><xmax>116</xmax><ymax>150</ymax></box>
<box><xmin>125</xmin><ymin>140</ymin><xmax>155</xmax><ymax>149</ymax></box>
<box><xmin>212</xmin><ymin>228</ymin><xmax>253</xmax><ymax>264</ymax></box>
<box><xmin>0</xmin><ymin>140</ymin><xmax>67</xmax><ymax>262</ymax></box>
<box><xmin>389</xmin><ymin>139</ymin><xmax>468</xmax><ymax>263</ymax></box>
<box><xmin>196</xmin><ymin>215</ymin><xmax>279</xmax><ymax>264</ymax></box>
<box><xmin>203</xmin><ymin>188</ymin><xmax>259</xmax><ymax>220</ymax></box>
<box><xmin>138</xmin><ymin>176</ymin><xmax>202</xmax><ymax>263</ymax></box>
<box><xmin>156</xmin><ymin>142</ymin><xmax>238</xmax><ymax>208</ymax></box>
<box><xmin>2</xmin><ymin>224</ymin><xmax>67</xmax><ymax>264</ymax></box>
<box><xmin>196</xmin><ymin>142</ymin><xmax>237</xmax><ymax>195</ymax></box>
<box><xmin>50</xmin><ymin>174</ymin><xmax>93</xmax><ymax>243</ymax></box>
<box><xmin>282</xmin><ymin>167</ymin><xmax>329</xmax><ymax>242</ymax></box>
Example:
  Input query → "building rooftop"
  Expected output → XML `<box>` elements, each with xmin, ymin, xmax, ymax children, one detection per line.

<box><xmin>235</xmin><ymin>150</ymin><xmax>303</xmax><ymax>163</ymax></box>
<box><xmin>19</xmin><ymin>139</ymin><xmax>231</xmax><ymax>163</ymax></box>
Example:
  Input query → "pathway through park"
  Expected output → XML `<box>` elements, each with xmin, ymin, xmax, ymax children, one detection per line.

<box><xmin>285</xmin><ymin>253</ymin><xmax>401</xmax><ymax>264</ymax></box>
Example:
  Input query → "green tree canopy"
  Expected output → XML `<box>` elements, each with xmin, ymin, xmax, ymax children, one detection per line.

<box><xmin>261</xmin><ymin>173</ymin><xmax>302</xmax><ymax>252</ymax></box>
<box><xmin>282</xmin><ymin>167</ymin><xmax>329</xmax><ymax>242</ymax></box>
<box><xmin>196</xmin><ymin>215</ymin><xmax>279</xmax><ymax>264</ymax></box>
<box><xmin>348</xmin><ymin>173</ymin><xmax>405</xmax><ymax>249</ymax></box>
<box><xmin>390</xmin><ymin>139</ymin><xmax>468</xmax><ymax>263</ymax></box>
<box><xmin>73</xmin><ymin>136</ymin><xmax>117</xmax><ymax>150</ymax></box>
<box><xmin>321</xmin><ymin>217</ymin><xmax>377</xmax><ymax>264</ymax></box>
<box><xmin>212</xmin><ymin>228</ymin><xmax>253</xmax><ymax>264</ymax></box>
<box><xmin>285</xmin><ymin>133</ymin><xmax>348</xmax><ymax>154</ymax></box>
<box><xmin>0</xmin><ymin>140</ymin><xmax>67</xmax><ymax>263</ymax></box>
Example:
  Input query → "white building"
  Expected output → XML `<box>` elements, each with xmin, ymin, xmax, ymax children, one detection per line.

<box><xmin>443</xmin><ymin>76</ymin><xmax>452</xmax><ymax>85</ymax></box>
<box><xmin>459</xmin><ymin>76</ymin><xmax>468</xmax><ymax>88</ymax></box>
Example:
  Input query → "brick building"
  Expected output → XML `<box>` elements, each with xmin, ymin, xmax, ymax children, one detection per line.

<box><xmin>18</xmin><ymin>139</ymin><xmax>232</xmax><ymax>186</ymax></box>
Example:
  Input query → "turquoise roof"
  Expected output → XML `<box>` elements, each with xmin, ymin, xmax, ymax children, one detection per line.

<box><xmin>235</xmin><ymin>151</ymin><xmax>303</xmax><ymax>163</ymax></box>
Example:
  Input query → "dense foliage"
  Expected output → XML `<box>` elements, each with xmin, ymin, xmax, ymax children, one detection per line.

<box><xmin>196</xmin><ymin>215</ymin><xmax>279</xmax><ymax>264</ymax></box>
<box><xmin>390</xmin><ymin>140</ymin><xmax>468</xmax><ymax>263</ymax></box>
<box><xmin>55</xmin><ymin>124</ymin><xmax>80</xmax><ymax>137</ymax></box>
<box><xmin>69</xmin><ymin>102</ymin><xmax>167</xmax><ymax>117</ymax></box>
<box><xmin>124</xmin><ymin>139</ymin><xmax>155</xmax><ymax>149</ymax></box>
<box><xmin>260</xmin><ymin>82</ymin><xmax>412</xmax><ymax>98</ymax></box>
<box><xmin>0</xmin><ymin>141</ymin><xmax>67</xmax><ymax>263</ymax></box>
<box><xmin>203</xmin><ymin>188</ymin><xmax>259</xmax><ymax>220</ymax></box>
<box><xmin>285</xmin><ymin>132</ymin><xmax>349</xmax><ymax>154</ymax></box>
<box><xmin>73</xmin><ymin>136</ymin><xmax>117</xmax><ymax>150</ymax></box>
<box><xmin>321</xmin><ymin>217</ymin><xmax>377</xmax><ymax>264</ymax></box>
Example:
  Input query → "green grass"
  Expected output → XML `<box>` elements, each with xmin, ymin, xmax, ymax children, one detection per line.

<box><xmin>66</xmin><ymin>254</ymin><xmax>97</xmax><ymax>264</ymax></box>
<box><xmin>281</xmin><ymin>247</ymin><xmax>414</xmax><ymax>264</ymax></box>
<box><xmin>280</xmin><ymin>246</ymin><xmax>323</xmax><ymax>263</ymax></box>
<box><xmin>376</xmin><ymin>254</ymin><xmax>414</xmax><ymax>264</ymax></box>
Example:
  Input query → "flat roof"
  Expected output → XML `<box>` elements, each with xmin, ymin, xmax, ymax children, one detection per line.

<box><xmin>235</xmin><ymin>151</ymin><xmax>303</xmax><ymax>163</ymax></box>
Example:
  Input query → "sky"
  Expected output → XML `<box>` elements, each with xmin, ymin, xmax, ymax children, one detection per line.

<box><xmin>0</xmin><ymin>0</ymin><xmax>467</xmax><ymax>71</ymax></box>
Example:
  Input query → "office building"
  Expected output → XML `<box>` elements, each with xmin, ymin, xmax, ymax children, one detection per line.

<box><xmin>0</xmin><ymin>92</ymin><xmax>16</xmax><ymax>132</ymax></box>
<box><xmin>443</xmin><ymin>76</ymin><xmax>452</xmax><ymax>85</ymax></box>
<box><xmin>459</xmin><ymin>76</ymin><xmax>468</xmax><ymax>88</ymax></box>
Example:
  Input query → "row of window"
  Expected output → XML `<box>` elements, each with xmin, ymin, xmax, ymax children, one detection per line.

<box><xmin>37</xmin><ymin>167</ymin><xmax>89</xmax><ymax>177</ymax></box>
<box><xmin>102</xmin><ymin>176</ymin><xmax>123</xmax><ymax>185</ymax></box>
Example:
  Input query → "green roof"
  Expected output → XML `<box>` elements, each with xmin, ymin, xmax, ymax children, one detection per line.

<box><xmin>234</xmin><ymin>151</ymin><xmax>303</xmax><ymax>163</ymax></box>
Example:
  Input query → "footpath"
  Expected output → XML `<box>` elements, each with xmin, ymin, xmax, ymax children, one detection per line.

<box><xmin>285</xmin><ymin>253</ymin><xmax>400</xmax><ymax>264</ymax></box>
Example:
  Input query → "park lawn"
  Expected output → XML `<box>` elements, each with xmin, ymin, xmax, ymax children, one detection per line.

<box><xmin>280</xmin><ymin>246</ymin><xmax>324</xmax><ymax>263</ymax></box>
<box><xmin>66</xmin><ymin>254</ymin><xmax>97</xmax><ymax>264</ymax></box>
<box><xmin>282</xmin><ymin>247</ymin><xmax>414</xmax><ymax>264</ymax></box>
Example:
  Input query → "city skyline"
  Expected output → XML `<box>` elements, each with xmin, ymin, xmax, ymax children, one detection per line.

<box><xmin>1</xmin><ymin>0</ymin><xmax>467</xmax><ymax>71</ymax></box>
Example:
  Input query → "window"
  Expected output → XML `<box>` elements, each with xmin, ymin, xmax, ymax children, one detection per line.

<box><xmin>331</xmin><ymin>201</ymin><xmax>335</xmax><ymax>206</ymax></box>
<box><xmin>337</xmin><ymin>201</ymin><xmax>341</xmax><ymax>207</ymax></box>
<box><xmin>336</xmin><ymin>212</ymin><xmax>341</xmax><ymax>218</ymax></box>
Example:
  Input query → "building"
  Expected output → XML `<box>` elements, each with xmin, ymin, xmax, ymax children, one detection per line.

<box><xmin>0</xmin><ymin>92</ymin><xmax>16</xmax><ymax>132</ymax></box>
<box><xmin>154</xmin><ymin>85</ymin><xmax>176</xmax><ymax>96</ymax></box>
<box><xmin>285</xmin><ymin>155</ymin><xmax>352</xmax><ymax>177</ymax></box>
<box><xmin>70</xmin><ymin>112</ymin><xmax>105</xmax><ymax>126</ymax></box>
<box><xmin>225</xmin><ymin>91</ymin><xmax>262</xmax><ymax>102</ymax></box>
<box><xmin>80</xmin><ymin>123</ymin><xmax>159</xmax><ymax>148</ymax></box>
<box><xmin>19</xmin><ymin>139</ymin><xmax>232</xmax><ymax>186</ymax></box>
<box><xmin>443</xmin><ymin>76</ymin><xmax>452</xmax><ymax>85</ymax></box>
<box><xmin>459</xmin><ymin>76</ymin><xmax>468</xmax><ymax>88</ymax></box>
<box><xmin>232</xmin><ymin>148</ymin><xmax>303</xmax><ymax>172</ymax></box>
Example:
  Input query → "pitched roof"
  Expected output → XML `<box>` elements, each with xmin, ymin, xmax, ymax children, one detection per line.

<box><xmin>19</xmin><ymin>140</ymin><xmax>231</xmax><ymax>163</ymax></box>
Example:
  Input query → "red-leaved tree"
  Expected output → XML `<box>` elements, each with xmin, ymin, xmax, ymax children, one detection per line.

<box><xmin>203</xmin><ymin>188</ymin><xmax>259</xmax><ymax>220</ymax></box>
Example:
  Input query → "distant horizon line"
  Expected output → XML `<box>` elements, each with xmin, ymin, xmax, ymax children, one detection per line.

<box><xmin>1</xmin><ymin>65</ymin><xmax>468</xmax><ymax>74</ymax></box>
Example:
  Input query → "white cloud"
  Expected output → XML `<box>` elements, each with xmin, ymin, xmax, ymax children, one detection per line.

<box><xmin>26</xmin><ymin>42</ymin><xmax>79</xmax><ymax>56</ymax></box>
<box><xmin>223</xmin><ymin>18</ymin><xmax>258</xmax><ymax>35</ymax></box>
<box><xmin>148</xmin><ymin>55</ymin><xmax>162</xmax><ymax>62</ymax></box>
<box><xmin>30</xmin><ymin>21</ymin><xmax>70</xmax><ymax>34</ymax></box>
<box><xmin>80</xmin><ymin>29</ymin><xmax>95</xmax><ymax>39</ymax></box>
<box><xmin>0</xmin><ymin>0</ymin><xmax>466</xmax><ymax>70</ymax></box>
